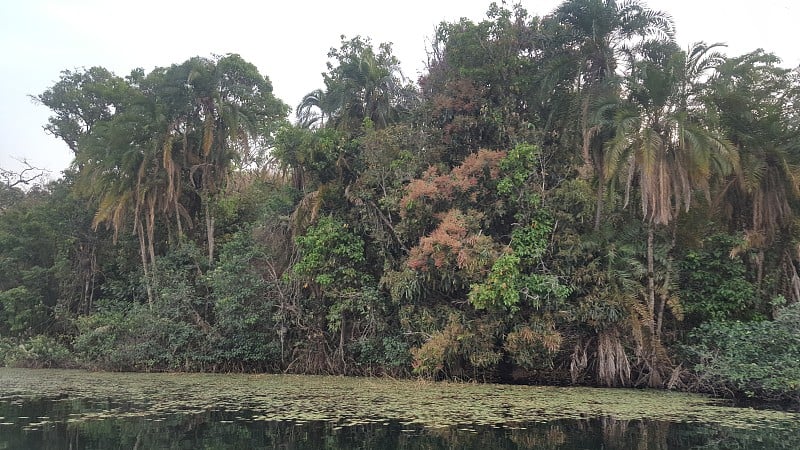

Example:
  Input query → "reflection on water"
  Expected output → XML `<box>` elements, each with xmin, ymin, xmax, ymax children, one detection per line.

<box><xmin>1</xmin><ymin>369</ymin><xmax>798</xmax><ymax>449</ymax></box>
<box><xmin>1</xmin><ymin>399</ymin><xmax>798</xmax><ymax>450</ymax></box>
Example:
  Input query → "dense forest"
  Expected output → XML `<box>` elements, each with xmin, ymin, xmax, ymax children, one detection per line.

<box><xmin>1</xmin><ymin>1</ymin><xmax>799</xmax><ymax>406</ymax></box>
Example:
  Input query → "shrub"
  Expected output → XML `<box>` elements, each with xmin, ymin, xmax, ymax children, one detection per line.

<box><xmin>678</xmin><ymin>234</ymin><xmax>760</xmax><ymax>324</ymax></box>
<box><xmin>2</xmin><ymin>335</ymin><xmax>74</xmax><ymax>368</ymax></box>
<box><xmin>411</xmin><ymin>316</ymin><xmax>501</xmax><ymax>380</ymax></box>
<box><xmin>685</xmin><ymin>303</ymin><xmax>800</xmax><ymax>405</ymax></box>
<box><xmin>349</xmin><ymin>335</ymin><xmax>411</xmax><ymax>375</ymax></box>
<box><xmin>0</xmin><ymin>336</ymin><xmax>14</xmax><ymax>366</ymax></box>
<box><xmin>73</xmin><ymin>303</ymin><xmax>200</xmax><ymax>371</ymax></box>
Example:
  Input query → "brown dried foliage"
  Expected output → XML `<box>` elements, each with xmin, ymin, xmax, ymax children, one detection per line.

<box><xmin>400</xmin><ymin>149</ymin><xmax>506</xmax><ymax>215</ymax></box>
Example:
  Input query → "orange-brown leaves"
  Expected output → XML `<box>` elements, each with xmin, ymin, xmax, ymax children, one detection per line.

<box><xmin>399</xmin><ymin>149</ymin><xmax>507</xmax><ymax>217</ymax></box>
<box><xmin>430</xmin><ymin>79</ymin><xmax>483</xmax><ymax>116</ymax></box>
<box><xmin>407</xmin><ymin>210</ymin><xmax>468</xmax><ymax>270</ymax></box>
<box><xmin>505</xmin><ymin>325</ymin><xmax>562</xmax><ymax>365</ymax></box>
<box><xmin>400</xmin><ymin>149</ymin><xmax>508</xmax><ymax>286</ymax></box>
<box><xmin>450</xmin><ymin>149</ymin><xmax>506</xmax><ymax>195</ymax></box>
<box><xmin>405</xmin><ymin>209</ymin><xmax>499</xmax><ymax>286</ymax></box>
<box><xmin>399</xmin><ymin>166</ymin><xmax>451</xmax><ymax>214</ymax></box>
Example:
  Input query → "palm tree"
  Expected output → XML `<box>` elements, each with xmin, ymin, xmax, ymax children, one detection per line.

<box><xmin>301</xmin><ymin>36</ymin><xmax>415</xmax><ymax>132</ymax></box>
<box><xmin>603</xmin><ymin>40</ymin><xmax>737</xmax><ymax>384</ymax></box>
<box><xmin>547</xmin><ymin>0</ymin><xmax>677</xmax><ymax>235</ymax></box>
<box><xmin>554</xmin><ymin>0</ymin><xmax>674</xmax><ymax>180</ymax></box>
<box><xmin>76</xmin><ymin>90</ymin><xmax>168</xmax><ymax>306</ymax></box>
<box><xmin>296</xmin><ymin>89</ymin><xmax>331</xmax><ymax>129</ymax></box>
<box><xmin>161</xmin><ymin>55</ymin><xmax>288</xmax><ymax>263</ymax></box>
<box><xmin>41</xmin><ymin>56</ymin><xmax>288</xmax><ymax>305</ymax></box>
<box><xmin>707</xmin><ymin>51</ymin><xmax>800</xmax><ymax>294</ymax></box>
<box><xmin>72</xmin><ymin>55</ymin><xmax>288</xmax><ymax>304</ymax></box>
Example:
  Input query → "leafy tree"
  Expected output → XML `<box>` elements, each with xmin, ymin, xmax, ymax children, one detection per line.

<box><xmin>469</xmin><ymin>144</ymin><xmax>570</xmax><ymax>313</ymax></box>
<box><xmin>35</xmin><ymin>67</ymin><xmax>131</xmax><ymax>155</ymax></box>
<box><xmin>421</xmin><ymin>3</ymin><xmax>542</xmax><ymax>161</ymax></box>
<box><xmin>207</xmin><ymin>228</ymin><xmax>281</xmax><ymax>371</ymax></box>
<box><xmin>678</xmin><ymin>233</ymin><xmax>759</xmax><ymax>324</ymax></box>
<box><xmin>397</xmin><ymin>149</ymin><xmax>509</xmax><ymax>301</ymax></box>
<box><xmin>289</xmin><ymin>215</ymin><xmax>384</xmax><ymax>372</ymax></box>
<box><xmin>0</xmin><ymin>184</ymin><xmax>66</xmax><ymax>336</ymax></box>
<box><xmin>685</xmin><ymin>302</ymin><xmax>800</xmax><ymax>404</ymax></box>
<box><xmin>299</xmin><ymin>36</ymin><xmax>416</xmax><ymax>132</ymax></box>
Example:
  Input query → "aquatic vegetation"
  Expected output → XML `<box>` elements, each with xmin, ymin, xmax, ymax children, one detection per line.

<box><xmin>1</xmin><ymin>368</ymin><xmax>799</xmax><ymax>449</ymax></box>
<box><xmin>0</xmin><ymin>368</ymin><xmax>797</xmax><ymax>430</ymax></box>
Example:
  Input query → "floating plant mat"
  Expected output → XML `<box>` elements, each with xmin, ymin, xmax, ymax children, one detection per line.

<box><xmin>0</xmin><ymin>368</ymin><xmax>797</xmax><ymax>432</ymax></box>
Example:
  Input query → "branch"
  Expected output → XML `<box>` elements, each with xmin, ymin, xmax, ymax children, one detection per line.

<box><xmin>1</xmin><ymin>158</ymin><xmax>49</xmax><ymax>188</ymax></box>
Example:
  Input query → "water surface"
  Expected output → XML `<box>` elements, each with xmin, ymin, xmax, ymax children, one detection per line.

<box><xmin>0</xmin><ymin>368</ymin><xmax>797</xmax><ymax>449</ymax></box>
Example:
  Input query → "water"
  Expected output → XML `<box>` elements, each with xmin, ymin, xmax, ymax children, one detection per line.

<box><xmin>1</xmin><ymin>368</ymin><xmax>797</xmax><ymax>449</ymax></box>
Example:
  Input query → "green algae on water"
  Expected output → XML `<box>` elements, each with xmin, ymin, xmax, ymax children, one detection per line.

<box><xmin>0</xmin><ymin>368</ymin><xmax>797</xmax><ymax>431</ymax></box>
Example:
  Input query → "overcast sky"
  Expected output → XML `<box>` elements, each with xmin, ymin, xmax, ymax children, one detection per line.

<box><xmin>1</xmin><ymin>0</ymin><xmax>798</xmax><ymax>180</ymax></box>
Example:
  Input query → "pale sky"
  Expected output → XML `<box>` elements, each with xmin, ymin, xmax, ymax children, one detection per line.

<box><xmin>1</xmin><ymin>0</ymin><xmax>798</xmax><ymax>180</ymax></box>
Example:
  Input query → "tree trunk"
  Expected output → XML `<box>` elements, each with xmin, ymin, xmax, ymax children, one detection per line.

<box><xmin>136</xmin><ymin>219</ymin><xmax>154</xmax><ymax>307</ymax></box>
<box><xmin>646</xmin><ymin>224</ymin><xmax>656</xmax><ymax>336</ymax></box>
<box><xmin>339</xmin><ymin>314</ymin><xmax>347</xmax><ymax>372</ymax></box>
<box><xmin>146</xmin><ymin>201</ymin><xmax>157</xmax><ymax>298</ymax></box>
<box><xmin>655</xmin><ymin>231</ymin><xmax>676</xmax><ymax>339</ymax></box>
<box><xmin>205</xmin><ymin>201</ymin><xmax>215</xmax><ymax>264</ymax></box>
<box><xmin>174</xmin><ymin>199</ymin><xmax>183</xmax><ymax>239</ymax></box>
<box><xmin>578</xmin><ymin>96</ymin><xmax>595</xmax><ymax>180</ymax></box>
<box><xmin>594</xmin><ymin>174</ymin><xmax>605</xmax><ymax>231</ymax></box>
<box><xmin>655</xmin><ymin>269</ymin><xmax>668</xmax><ymax>340</ymax></box>
<box><xmin>291</xmin><ymin>166</ymin><xmax>305</xmax><ymax>192</ymax></box>
<box><xmin>646</xmin><ymin>223</ymin><xmax>665</xmax><ymax>387</ymax></box>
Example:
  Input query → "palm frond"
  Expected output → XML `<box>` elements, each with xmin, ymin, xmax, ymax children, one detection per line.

<box><xmin>289</xmin><ymin>189</ymin><xmax>324</xmax><ymax>237</ymax></box>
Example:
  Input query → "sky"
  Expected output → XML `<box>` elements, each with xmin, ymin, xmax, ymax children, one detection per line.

<box><xmin>1</xmin><ymin>0</ymin><xmax>798</xmax><ymax>181</ymax></box>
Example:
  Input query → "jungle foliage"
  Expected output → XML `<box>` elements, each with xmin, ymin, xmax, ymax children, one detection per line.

<box><xmin>2</xmin><ymin>1</ymin><xmax>799</xmax><ymax>405</ymax></box>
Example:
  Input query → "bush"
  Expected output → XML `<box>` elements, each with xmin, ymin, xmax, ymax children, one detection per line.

<box><xmin>685</xmin><ymin>303</ymin><xmax>800</xmax><ymax>405</ymax></box>
<box><xmin>0</xmin><ymin>336</ymin><xmax>14</xmax><ymax>366</ymax></box>
<box><xmin>73</xmin><ymin>303</ymin><xmax>200</xmax><ymax>371</ymax></box>
<box><xmin>678</xmin><ymin>234</ymin><xmax>760</xmax><ymax>324</ymax></box>
<box><xmin>2</xmin><ymin>335</ymin><xmax>74</xmax><ymax>368</ymax></box>
<box><xmin>411</xmin><ymin>316</ymin><xmax>501</xmax><ymax>380</ymax></box>
<box><xmin>349</xmin><ymin>335</ymin><xmax>411</xmax><ymax>375</ymax></box>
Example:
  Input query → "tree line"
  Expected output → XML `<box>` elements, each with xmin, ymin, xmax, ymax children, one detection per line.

<box><xmin>1</xmin><ymin>0</ymin><xmax>799</xmax><ymax>405</ymax></box>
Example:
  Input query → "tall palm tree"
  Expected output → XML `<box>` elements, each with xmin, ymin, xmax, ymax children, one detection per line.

<box><xmin>77</xmin><ymin>90</ymin><xmax>168</xmax><ymax>306</ymax></box>
<box><xmin>162</xmin><ymin>54</ymin><xmax>289</xmax><ymax>263</ymax></box>
<box><xmin>301</xmin><ymin>36</ymin><xmax>415</xmax><ymax>132</ymax></box>
<box><xmin>554</xmin><ymin>0</ymin><xmax>674</xmax><ymax>179</ymax></box>
<box><xmin>72</xmin><ymin>55</ymin><xmax>288</xmax><ymax>304</ymax></box>
<box><xmin>549</xmin><ymin>0</ymin><xmax>675</xmax><ymax>235</ymax></box>
<box><xmin>36</xmin><ymin>66</ymin><xmax>167</xmax><ymax>305</ymax></box>
<box><xmin>707</xmin><ymin>51</ymin><xmax>800</xmax><ymax>294</ymax></box>
<box><xmin>604</xmin><ymin>40</ymin><xmax>737</xmax><ymax>384</ymax></box>
<box><xmin>606</xmin><ymin>40</ymin><xmax>736</xmax><ymax>222</ymax></box>
<box><xmin>709</xmin><ymin>51</ymin><xmax>800</xmax><ymax>238</ymax></box>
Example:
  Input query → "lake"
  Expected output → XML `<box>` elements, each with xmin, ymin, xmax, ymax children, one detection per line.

<box><xmin>0</xmin><ymin>368</ymin><xmax>798</xmax><ymax>449</ymax></box>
